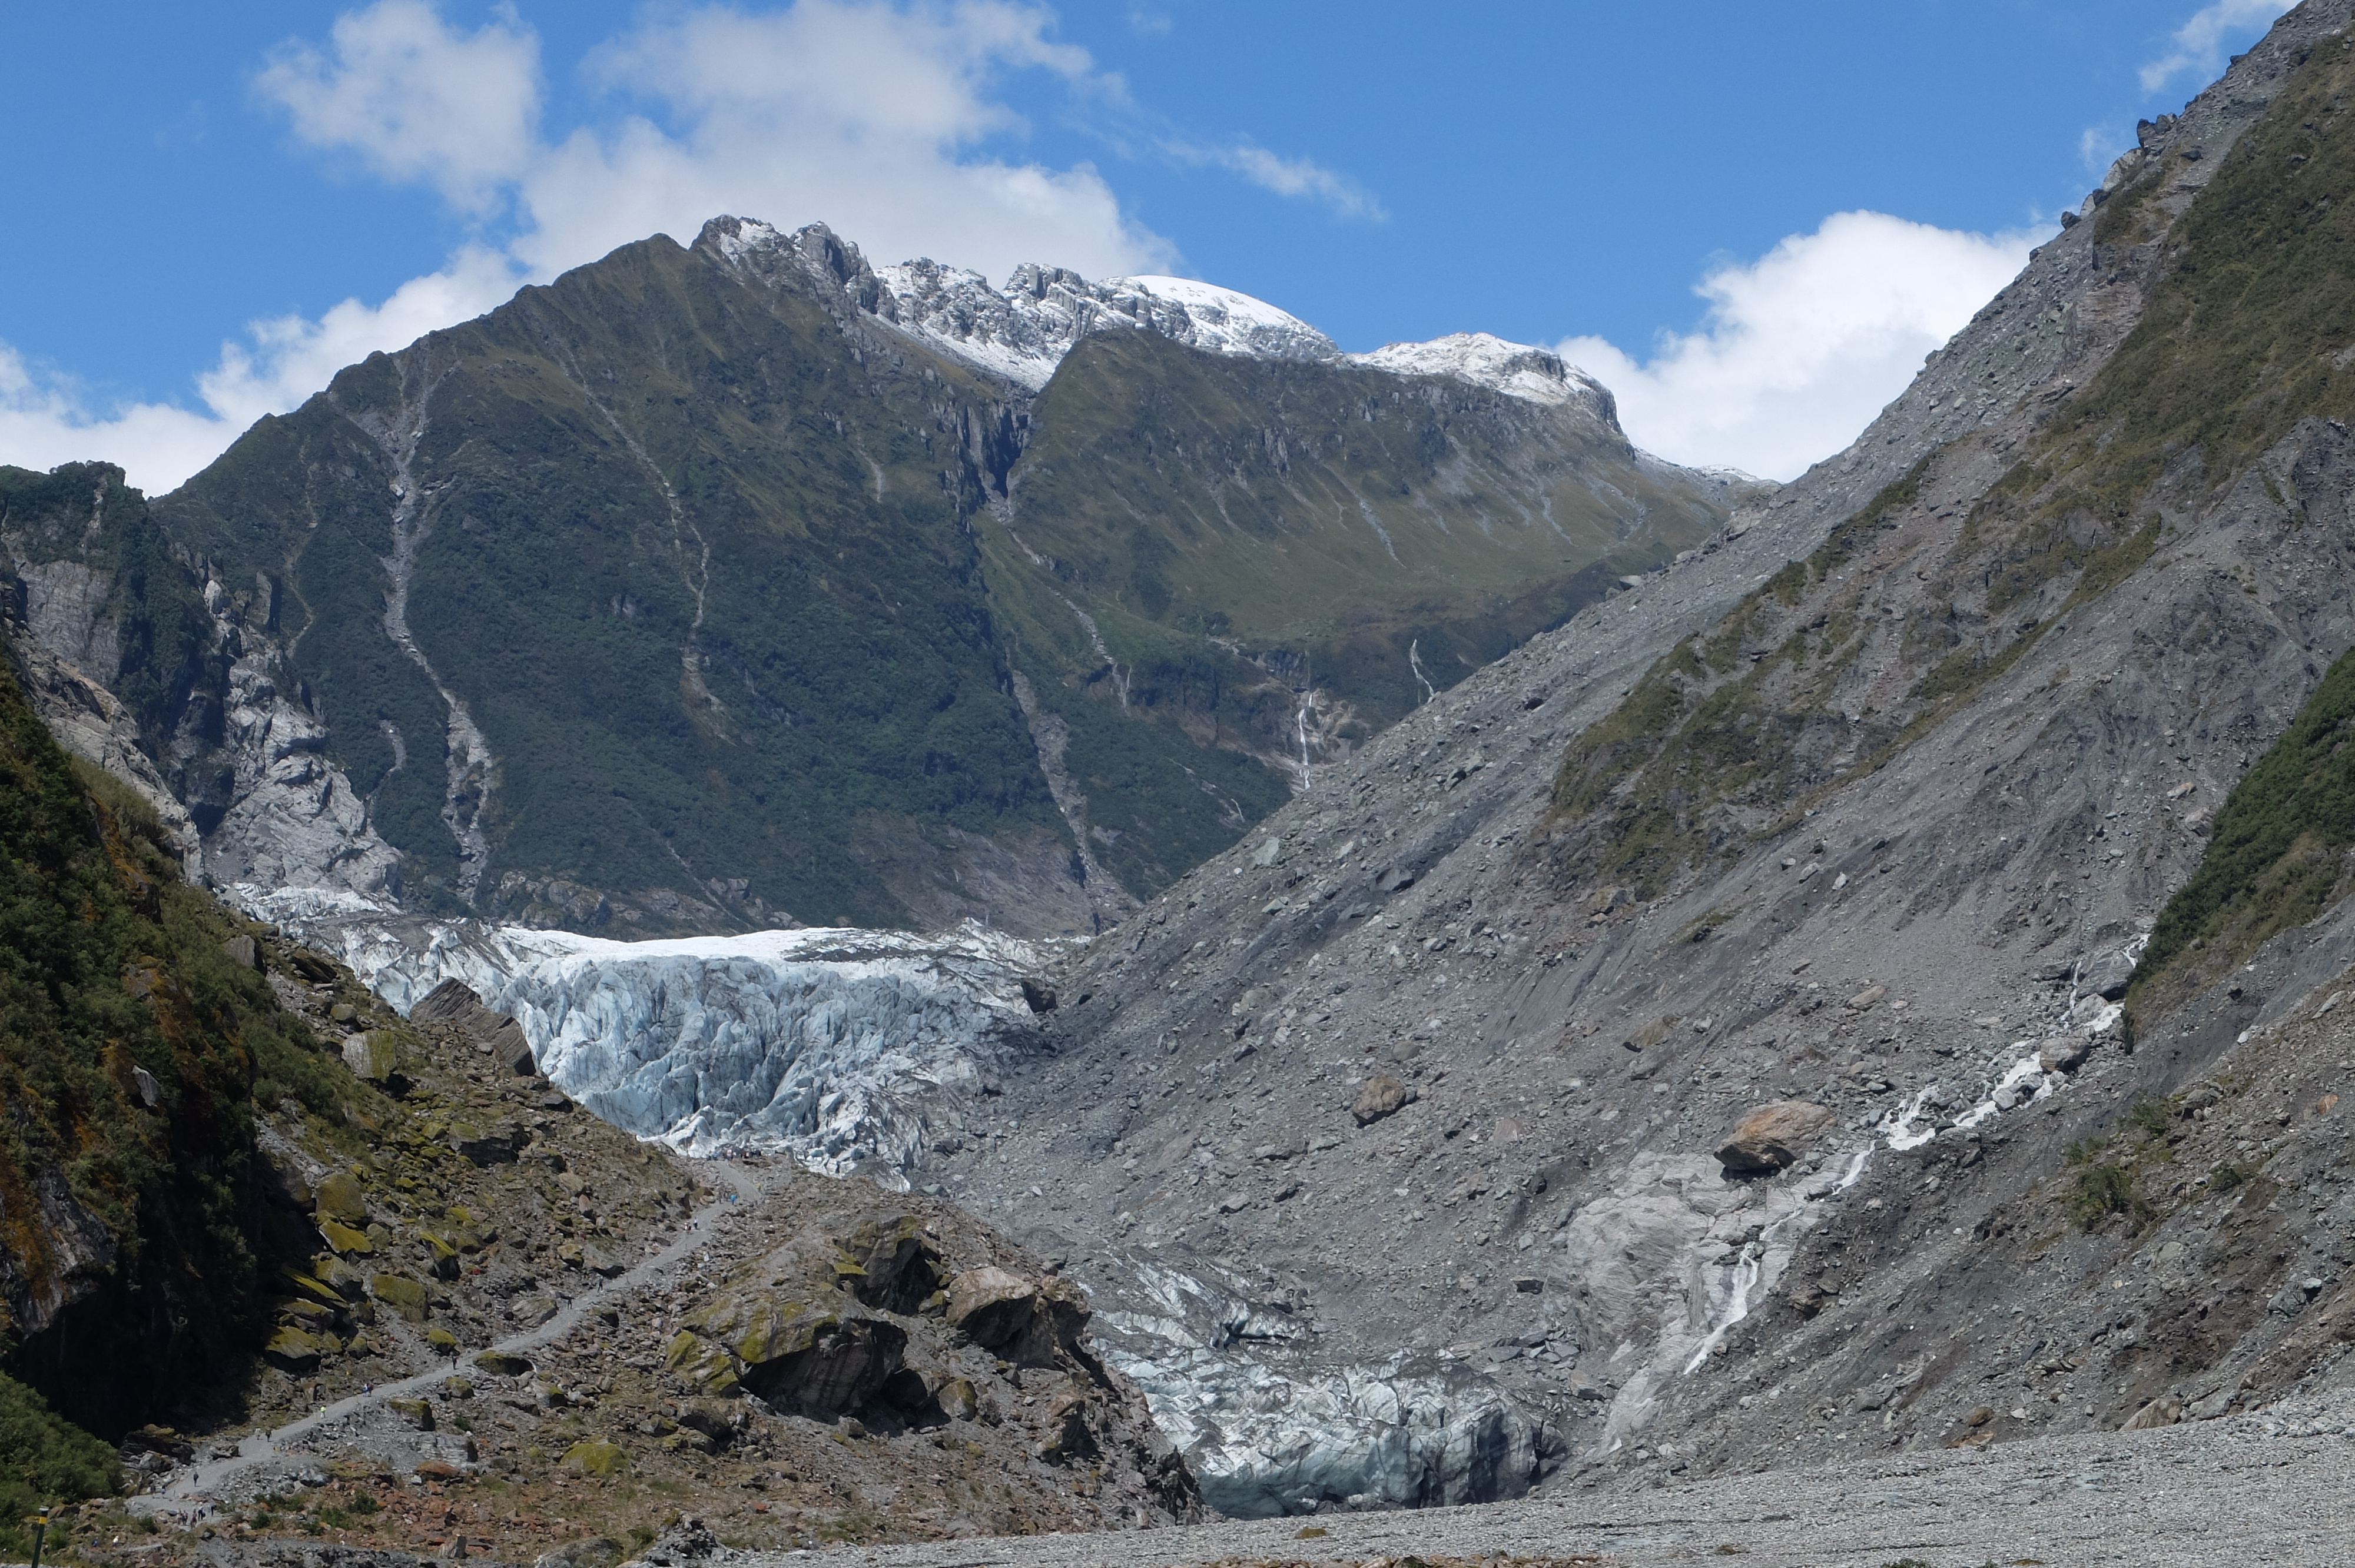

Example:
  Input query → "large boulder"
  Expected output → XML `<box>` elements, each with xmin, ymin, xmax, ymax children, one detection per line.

<box><xmin>665</xmin><ymin>1291</ymin><xmax>909</xmax><ymax>1411</ymax></box>
<box><xmin>1350</xmin><ymin>1074</ymin><xmax>1415</xmax><ymax>1127</ymax></box>
<box><xmin>370</xmin><ymin>1272</ymin><xmax>431</xmax><ymax>1323</ymax></box>
<box><xmin>340</xmin><ymin>1029</ymin><xmax>397</xmax><ymax>1082</ymax></box>
<box><xmin>1714</xmin><ymin>1101</ymin><xmax>1835</xmax><ymax>1175</ymax></box>
<box><xmin>838</xmin><ymin>1215</ymin><xmax>946</xmax><ymax>1313</ymax></box>
<box><xmin>411</xmin><ymin>978</ymin><xmax>537</xmax><ymax>1074</ymax></box>
<box><xmin>2077</xmin><ymin>948</ymin><xmax>2137</xmax><ymax>1002</ymax></box>
<box><xmin>262</xmin><ymin>1326</ymin><xmax>333</xmax><ymax>1373</ymax></box>
<box><xmin>945</xmin><ymin>1267</ymin><xmax>1090</xmax><ymax>1364</ymax></box>
<box><xmin>447</xmin><ymin>1120</ymin><xmax>521</xmax><ymax>1165</ymax></box>
<box><xmin>946</xmin><ymin>1266</ymin><xmax>1035</xmax><ymax>1347</ymax></box>
<box><xmin>313</xmin><ymin>1171</ymin><xmax>370</xmax><ymax>1225</ymax></box>
<box><xmin>560</xmin><ymin>1439</ymin><xmax>628</xmax><ymax>1477</ymax></box>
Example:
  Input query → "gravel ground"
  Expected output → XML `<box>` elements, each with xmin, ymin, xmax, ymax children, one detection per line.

<box><xmin>739</xmin><ymin>1400</ymin><xmax>2355</xmax><ymax>1567</ymax></box>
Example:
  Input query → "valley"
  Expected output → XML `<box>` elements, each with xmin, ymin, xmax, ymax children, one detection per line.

<box><xmin>13</xmin><ymin>4</ymin><xmax>2355</xmax><ymax>1565</ymax></box>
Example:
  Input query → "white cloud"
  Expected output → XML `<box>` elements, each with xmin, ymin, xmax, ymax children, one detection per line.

<box><xmin>2140</xmin><ymin>0</ymin><xmax>2293</xmax><ymax>94</ymax></box>
<box><xmin>256</xmin><ymin>0</ymin><xmax>541</xmax><ymax>214</ymax></box>
<box><xmin>522</xmin><ymin>0</ymin><xmax>1173</xmax><ymax>284</ymax></box>
<box><xmin>1558</xmin><ymin>211</ymin><xmax>2041</xmax><ymax>483</ymax></box>
<box><xmin>198</xmin><ymin>246</ymin><xmax>525</xmax><ymax>426</ymax></box>
<box><xmin>0</xmin><ymin>350</ymin><xmax>244</xmax><ymax>498</ymax></box>
<box><xmin>0</xmin><ymin>248</ymin><xmax>522</xmax><ymax>495</ymax></box>
<box><xmin>1170</xmin><ymin>142</ymin><xmax>1385</xmax><ymax>220</ymax></box>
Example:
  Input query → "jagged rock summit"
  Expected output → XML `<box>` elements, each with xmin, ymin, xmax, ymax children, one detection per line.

<box><xmin>717</xmin><ymin>216</ymin><xmax>1628</xmax><ymax>416</ymax></box>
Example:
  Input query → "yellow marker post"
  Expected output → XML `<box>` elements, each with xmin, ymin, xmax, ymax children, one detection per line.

<box><xmin>25</xmin><ymin>1505</ymin><xmax>49</xmax><ymax>1568</ymax></box>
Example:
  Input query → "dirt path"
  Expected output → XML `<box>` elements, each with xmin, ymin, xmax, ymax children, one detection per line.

<box><xmin>135</xmin><ymin>1161</ymin><xmax>770</xmax><ymax>1513</ymax></box>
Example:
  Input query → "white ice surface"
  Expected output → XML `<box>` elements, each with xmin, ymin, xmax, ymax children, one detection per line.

<box><xmin>238</xmin><ymin>895</ymin><xmax>1056</xmax><ymax>1183</ymax></box>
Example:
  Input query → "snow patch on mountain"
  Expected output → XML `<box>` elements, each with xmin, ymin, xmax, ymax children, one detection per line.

<box><xmin>868</xmin><ymin>258</ymin><xmax>1339</xmax><ymax>389</ymax></box>
<box><xmin>704</xmin><ymin>217</ymin><xmax>1639</xmax><ymax>408</ymax></box>
<box><xmin>1348</xmin><ymin>332</ymin><xmax>1608</xmax><ymax>412</ymax></box>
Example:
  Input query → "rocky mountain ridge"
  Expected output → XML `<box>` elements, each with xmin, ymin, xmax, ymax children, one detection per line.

<box><xmin>4</xmin><ymin>219</ymin><xmax>1754</xmax><ymax>944</ymax></box>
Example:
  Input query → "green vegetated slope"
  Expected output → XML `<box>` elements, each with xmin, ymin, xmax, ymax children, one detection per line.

<box><xmin>158</xmin><ymin>230</ymin><xmax>1064</xmax><ymax>931</ymax></box>
<box><xmin>988</xmin><ymin>331</ymin><xmax>1740</xmax><ymax>894</ymax></box>
<box><xmin>0</xmin><ymin>1371</ymin><xmax>117</xmax><ymax>1557</ymax></box>
<box><xmin>1547</xmin><ymin>34</ymin><xmax>2355</xmax><ymax>903</ymax></box>
<box><xmin>2132</xmin><ymin>645</ymin><xmax>2355</xmax><ymax>1005</ymax></box>
<box><xmin>0</xmin><ymin>614</ymin><xmax>330</xmax><ymax>1447</ymax></box>
<box><xmin>125</xmin><ymin>220</ymin><xmax>1747</xmax><ymax>929</ymax></box>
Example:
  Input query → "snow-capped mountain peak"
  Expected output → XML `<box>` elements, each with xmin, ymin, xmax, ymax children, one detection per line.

<box><xmin>704</xmin><ymin>218</ymin><xmax>1606</xmax><ymax>411</ymax></box>
<box><xmin>1100</xmin><ymin>275</ymin><xmax>1338</xmax><ymax>364</ymax></box>
<box><xmin>865</xmin><ymin>258</ymin><xmax>1339</xmax><ymax>389</ymax></box>
<box><xmin>1345</xmin><ymin>331</ymin><xmax>1604</xmax><ymax>410</ymax></box>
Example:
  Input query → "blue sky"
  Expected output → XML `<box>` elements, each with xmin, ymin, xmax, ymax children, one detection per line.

<box><xmin>0</xmin><ymin>1</ymin><xmax>2294</xmax><ymax>489</ymax></box>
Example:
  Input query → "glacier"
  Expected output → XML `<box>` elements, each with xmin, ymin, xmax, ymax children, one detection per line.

<box><xmin>235</xmin><ymin>888</ymin><xmax>1059</xmax><ymax>1183</ymax></box>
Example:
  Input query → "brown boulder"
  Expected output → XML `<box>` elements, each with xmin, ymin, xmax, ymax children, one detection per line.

<box><xmin>947</xmin><ymin>1266</ymin><xmax>1037</xmax><ymax>1347</ymax></box>
<box><xmin>1714</xmin><ymin>1101</ymin><xmax>1835</xmax><ymax>1174</ymax></box>
<box><xmin>1351</xmin><ymin>1074</ymin><xmax>1415</xmax><ymax>1127</ymax></box>
<box><xmin>945</xmin><ymin>1267</ymin><xmax>1090</xmax><ymax>1364</ymax></box>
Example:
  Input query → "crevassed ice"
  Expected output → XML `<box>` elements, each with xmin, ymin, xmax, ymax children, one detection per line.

<box><xmin>243</xmin><ymin>898</ymin><xmax>1056</xmax><ymax>1183</ymax></box>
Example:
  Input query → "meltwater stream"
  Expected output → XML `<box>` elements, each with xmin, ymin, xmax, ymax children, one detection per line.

<box><xmin>1674</xmin><ymin>1009</ymin><xmax>2124</xmax><ymax>1380</ymax></box>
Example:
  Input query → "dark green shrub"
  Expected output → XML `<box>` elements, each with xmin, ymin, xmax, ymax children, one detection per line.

<box><xmin>0</xmin><ymin>1371</ymin><xmax>118</xmax><ymax>1557</ymax></box>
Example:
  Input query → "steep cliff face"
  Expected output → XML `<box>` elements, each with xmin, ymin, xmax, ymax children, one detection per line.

<box><xmin>890</xmin><ymin>1</ymin><xmax>2355</xmax><ymax>1510</ymax></box>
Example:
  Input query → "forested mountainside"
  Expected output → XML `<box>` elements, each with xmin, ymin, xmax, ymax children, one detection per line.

<box><xmin>1</xmin><ymin>225</ymin><xmax>1750</xmax><ymax>942</ymax></box>
<box><xmin>922</xmin><ymin>0</ymin><xmax>2355</xmax><ymax>1512</ymax></box>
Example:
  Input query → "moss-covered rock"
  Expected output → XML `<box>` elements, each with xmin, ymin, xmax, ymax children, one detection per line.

<box><xmin>338</xmin><ymin>1030</ymin><xmax>397</xmax><ymax>1082</ymax></box>
<box><xmin>559</xmin><ymin>1439</ymin><xmax>628</xmax><ymax>1477</ymax></box>
<box><xmin>668</xmin><ymin>1289</ymin><xmax>910</xmax><ymax>1413</ymax></box>
<box><xmin>313</xmin><ymin>1171</ymin><xmax>370</xmax><ymax>1225</ymax></box>
<box><xmin>261</xmin><ymin>1326</ymin><xmax>334</xmax><ymax>1374</ymax></box>
<box><xmin>369</xmin><ymin>1273</ymin><xmax>430</xmax><ymax>1323</ymax></box>
<box><xmin>318</xmin><ymin>1219</ymin><xmax>374</xmax><ymax>1255</ymax></box>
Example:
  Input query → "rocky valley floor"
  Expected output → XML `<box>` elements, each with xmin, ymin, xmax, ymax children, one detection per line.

<box><xmin>80</xmin><ymin>1398</ymin><xmax>2355</xmax><ymax>1567</ymax></box>
<box><xmin>782</xmin><ymin>1393</ymin><xmax>2355</xmax><ymax>1567</ymax></box>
